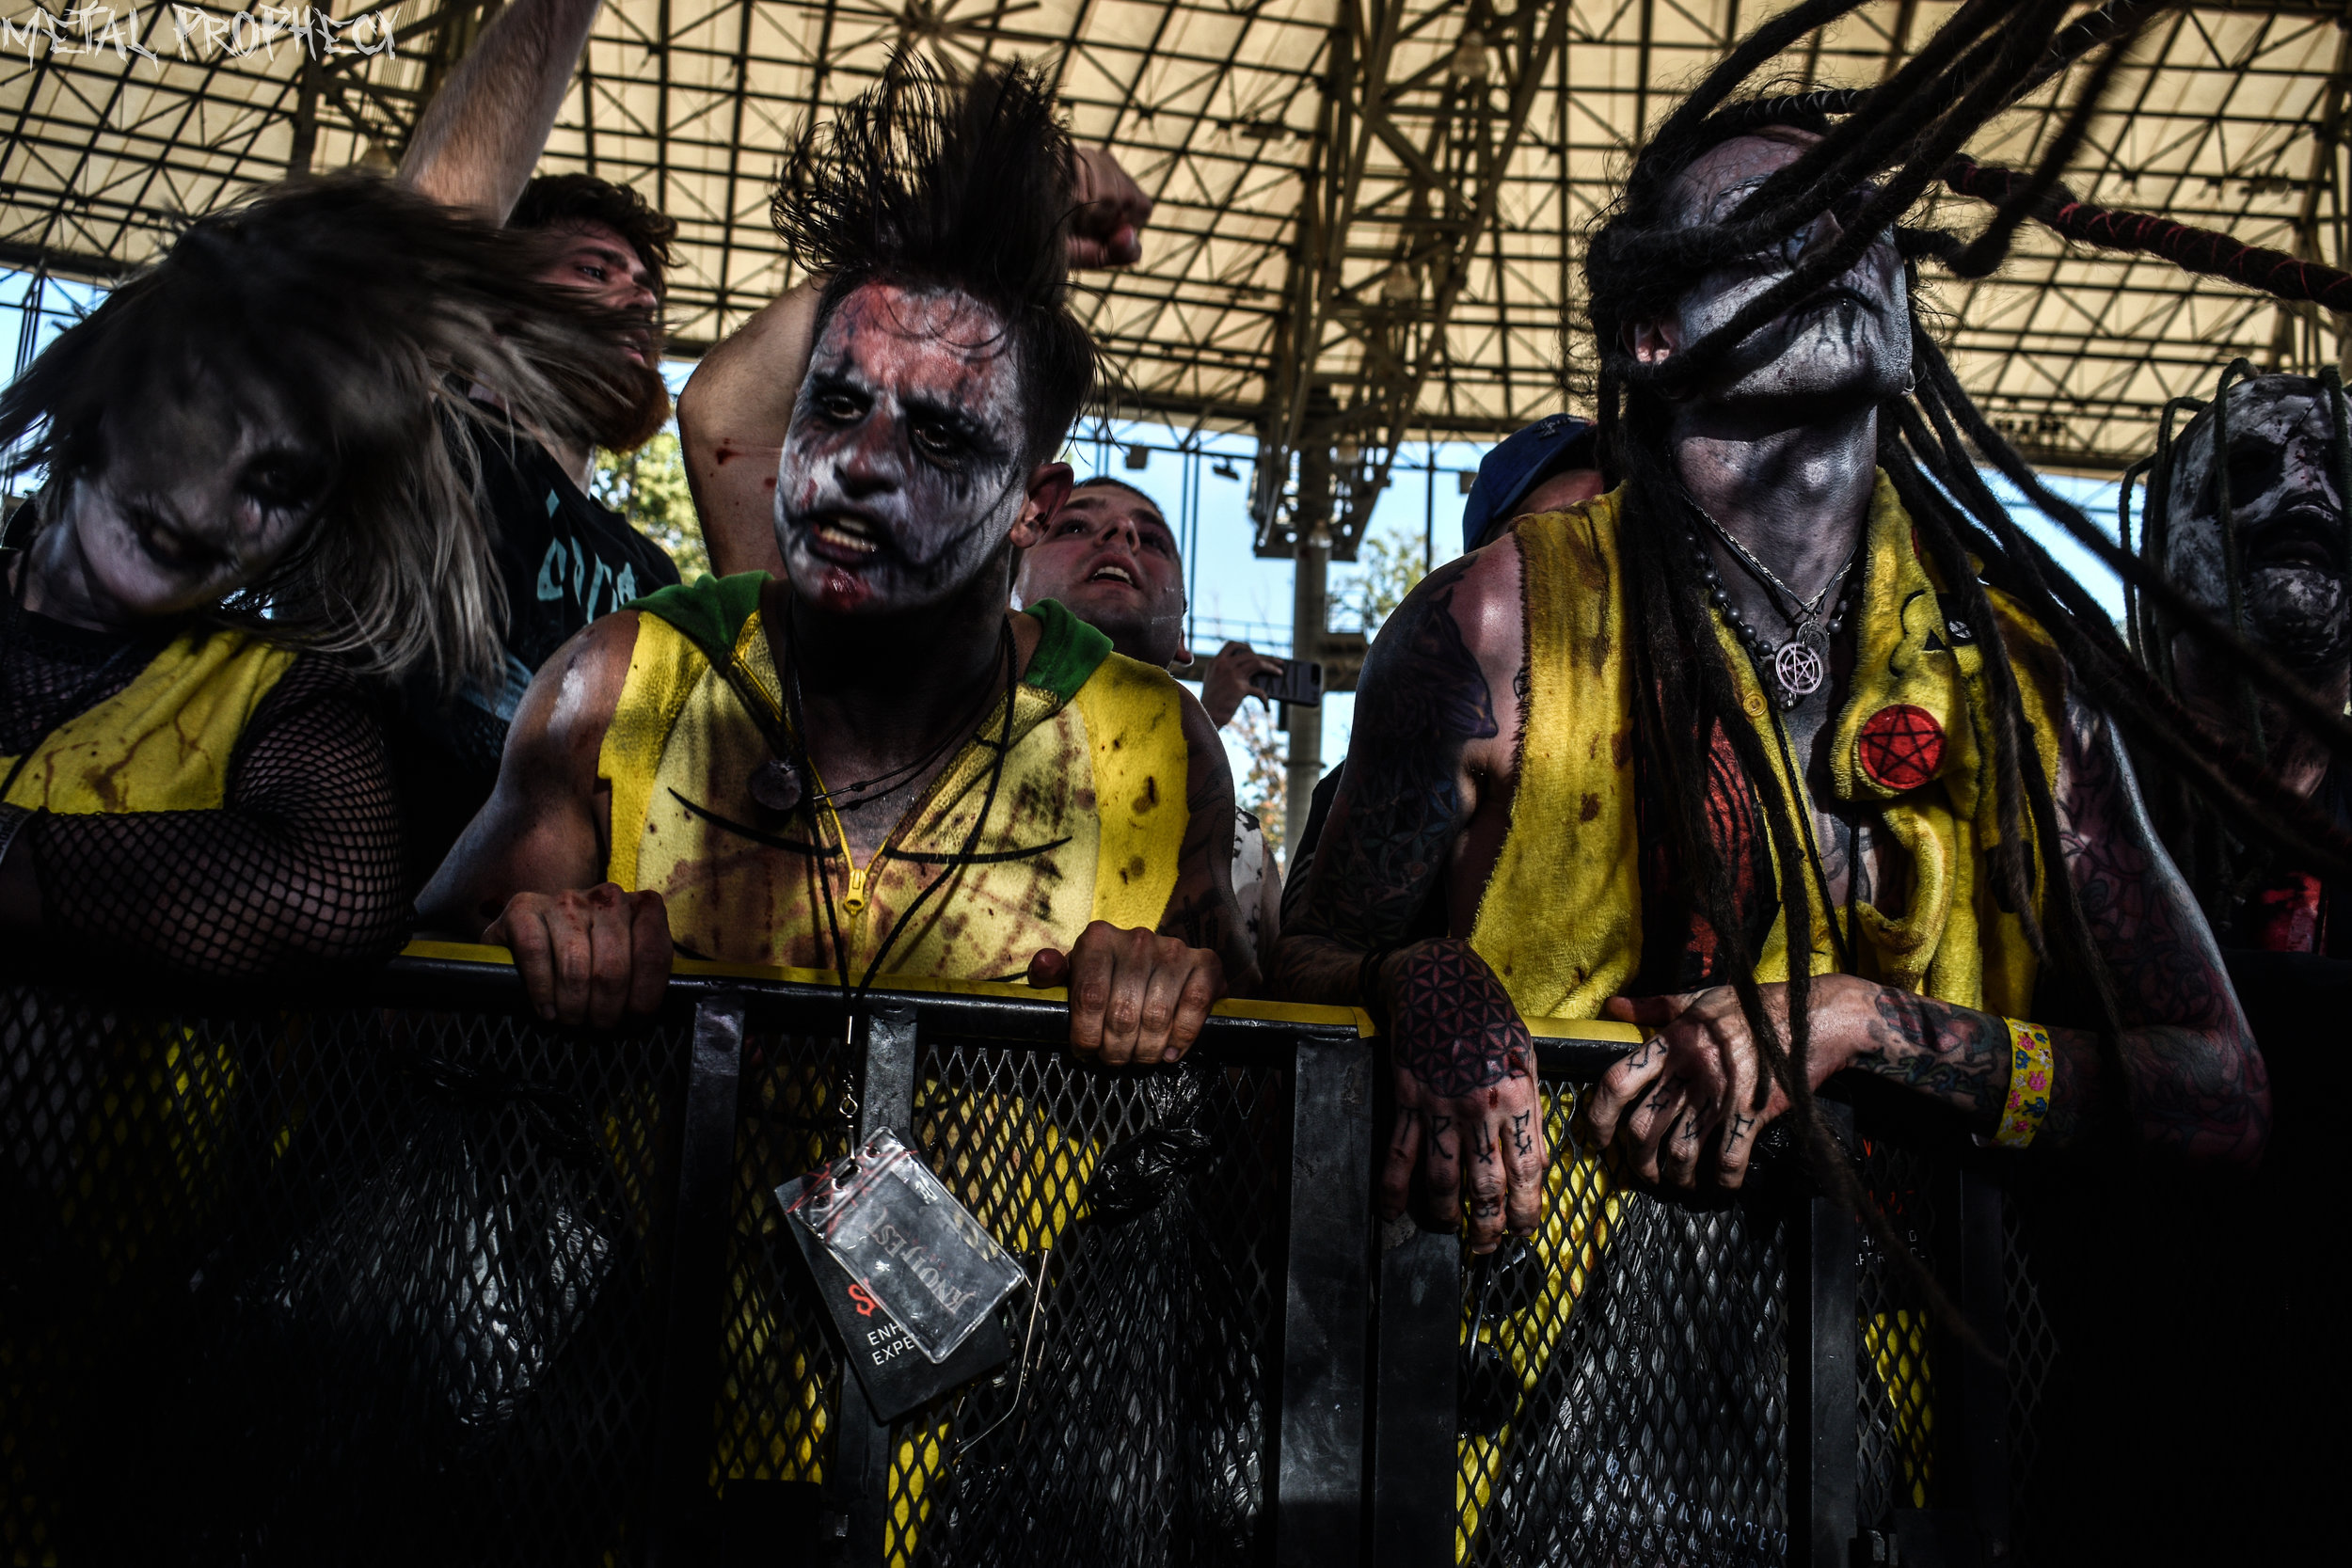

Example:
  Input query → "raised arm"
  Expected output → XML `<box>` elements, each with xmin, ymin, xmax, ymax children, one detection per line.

<box><xmin>1270</xmin><ymin>542</ymin><xmax>1540</xmax><ymax>1252</ymax></box>
<box><xmin>418</xmin><ymin>610</ymin><xmax>671</xmax><ymax>1024</ymax></box>
<box><xmin>1591</xmin><ymin>690</ymin><xmax>2268</xmax><ymax>1186</ymax></box>
<box><xmin>676</xmin><ymin>283</ymin><xmax>817</xmax><ymax>578</ymax></box>
<box><xmin>397</xmin><ymin>0</ymin><xmax>603</xmax><ymax>220</ymax></box>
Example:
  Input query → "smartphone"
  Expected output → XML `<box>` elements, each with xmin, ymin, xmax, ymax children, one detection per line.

<box><xmin>1250</xmin><ymin>657</ymin><xmax>1325</xmax><ymax>708</ymax></box>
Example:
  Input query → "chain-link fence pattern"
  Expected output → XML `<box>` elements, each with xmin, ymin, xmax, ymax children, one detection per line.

<box><xmin>709</xmin><ymin>1019</ymin><xmax>856</xmax><ymax>1496</ymax></box>
<box><xmin>3</xmin><ymin>958</ymin><xmax>2036</xmax><ymax>1568</ymax></box>
<box><xmin>1853</xmin><ymin>1136</ymin><xmax>1942</xmax><ymax>1533</ymax></box>
<box><xmin>1435</xmin><ymin>1084</ymin><xmax>2033</xmax><ymax>1568</ymax></box>
<box><xmin>1</xmin><ymin>975</ymin><xmax>691</xmax><ymax>1567</ymax></box>
<box><xmin>893</xmin><ymin>1041</ymin><xmax>1290</xmax><ymax>1567</ymax></box>
<box><xmin>1454</xmin><ymin>1078</ymin><xmax>1790</xmax><ymax>1568</ymax></box>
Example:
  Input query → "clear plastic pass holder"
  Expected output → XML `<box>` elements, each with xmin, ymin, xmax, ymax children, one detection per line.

<box><xmin>787</xmin><ymin>1128</ymin><xmax>1025</xmax><ymax>1363</ymax></box>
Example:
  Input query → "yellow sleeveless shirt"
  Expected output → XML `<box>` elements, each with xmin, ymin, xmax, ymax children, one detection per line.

<box><xmin>1453</xmin><ymin>477</ymin><xmax>2070</xmax><ymax>1542</ymax></box>
<box><xmin>597</xmin><ymin>576</ymin><xmax>1193</xmax><ymax>979</ymax></box>
<box><xmin>1470</xmin><ymin>471</ymin><xmax>2067</xmax><ymax>1021</ymax></box>
<box><xmin>0</xmin><ymin>626</ymin><xmax>299</xmax><ymax>814</ymax></box>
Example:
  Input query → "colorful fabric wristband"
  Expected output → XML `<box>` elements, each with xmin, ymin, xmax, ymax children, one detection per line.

<box><xmin>1994</xmin><ymin>1017</ymin><xmax>2054</xmax><ymax>1148</ymax></box>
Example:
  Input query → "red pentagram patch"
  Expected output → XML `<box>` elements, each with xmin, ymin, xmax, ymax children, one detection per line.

<box><xmin>1858</xmin><ymin>704</ymin><xmax>1945</xmax><ymax>792</ymax></box>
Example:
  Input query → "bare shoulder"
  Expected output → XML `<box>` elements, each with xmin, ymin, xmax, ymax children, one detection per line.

<box><xmin>1431</xmin><ymin>531</ymin><xmax>1525</xmax><ymax>658</ymax></box>
<box><xmin>509</xmin><ymin>609</ymin><xmax>644</xmax><ymax>781</ymax></box>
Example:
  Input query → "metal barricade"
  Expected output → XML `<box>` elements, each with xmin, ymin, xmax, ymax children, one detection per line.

<box><xmin>1368</xmin><ymin>1045</ymin><xmax>2024</xmax><ymax>1568</ymax></box>
<box><xmin>1</xmin><ymin>946</ymin><xmax>2029</xmax><ymax>1567</ymax></box>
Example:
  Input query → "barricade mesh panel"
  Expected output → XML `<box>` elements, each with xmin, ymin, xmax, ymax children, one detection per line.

<box><xmin>1458</xmin><ymin>1079</ymin><xmax>1790</xmax><ymax>1568</ymax></box>
<box><xmin>1853</xmin><ymin>1137</ymin><xmax>1942</xmax><ymax>1530</ymax></box>
<box><xmin>2002</xmin><ymin>1196</ymin><xmax>2057</xmax><ymax>1566</ymax></box>
<box><xmin>0</xmin><ymin>978</ymin><xmax>690</xmax><ymax>1566</ymax></box>
<box><xmin>895</xmin><ymin>1042</ymin><xmax>1291</xmax><ymax>1568</ymax></box>
<box><xmin>710</xmin><ymin>1018</ymin><xmax>855</xmax><ymax>1494</ymax></box>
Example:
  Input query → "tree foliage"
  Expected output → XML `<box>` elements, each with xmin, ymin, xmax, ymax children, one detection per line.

<box><xmin>1343</xmin><ymin>523</ymin><xmax>1430</xmax><ymax>638</ymax></box>
<box><xmin>591</xmin><ymin>430</ymin><xmax>710</xmax><ymax>581</ymax></box>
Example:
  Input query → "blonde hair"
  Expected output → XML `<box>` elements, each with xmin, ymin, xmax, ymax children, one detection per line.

<box><xmin>1</xmin><ymin>174</ymin><xmax>649</xmax><ymax>692</ymax></box>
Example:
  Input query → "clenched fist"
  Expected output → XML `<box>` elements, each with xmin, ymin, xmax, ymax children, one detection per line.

<box><xmin>1029</xmin><ymin>920</ymin><xmax>1225</xmax><ymax>1064</ymax></box>
<box><xmin>486</xmin><ymin>882</ymin><xmax>673</xmax><ymax>1027</ymax></box>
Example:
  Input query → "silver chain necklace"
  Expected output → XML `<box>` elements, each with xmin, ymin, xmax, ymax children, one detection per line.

<box><xmin>1688</xmin><ymin>501</ymin><xmax>1860</xmax><ymax>707</ymax></box>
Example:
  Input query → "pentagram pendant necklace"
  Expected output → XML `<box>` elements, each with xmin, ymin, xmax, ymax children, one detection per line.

<box><xmin>1688</xmin><ymin>502</ymin><xmax>1861</xmax><ymax>708</ymax></box>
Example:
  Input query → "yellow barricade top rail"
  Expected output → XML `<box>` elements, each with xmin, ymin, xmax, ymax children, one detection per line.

<box><xmin>399</xmin><ymin>939</ymin><xmax>1644</xmax><ymax>1049</ymax></box>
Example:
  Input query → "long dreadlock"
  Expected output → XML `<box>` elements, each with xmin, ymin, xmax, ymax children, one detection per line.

<box><xmin>1585</xmin><ymin>0</ymin><xmax>2352</xmax><ymax>1313</ymax></box>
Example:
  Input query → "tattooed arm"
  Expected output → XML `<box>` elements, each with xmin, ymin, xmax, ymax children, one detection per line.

<box><xmin>1591</xmin><ymin>691</ymin><xmax>2267</xmax><ymax>1183</ymax></box>
<box><xmin>1268</xmin><ymin>543</ymin><xmax>1541</xmax><ymax>1251</ymax></box>
<box><xmin>1029</xmin><ymin>689</ymin><xmax>1246</xmax><ymax>1065</ymax></box>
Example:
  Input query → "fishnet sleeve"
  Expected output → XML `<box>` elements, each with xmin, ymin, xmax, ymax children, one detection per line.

<box><xmin>24</xmin><ymin>653</ymin><xmax>409</xmax><ymax>983</ymax></box>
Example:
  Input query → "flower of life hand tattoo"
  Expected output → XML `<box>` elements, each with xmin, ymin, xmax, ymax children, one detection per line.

<box><xmin>1391</xmin><ymin>942</ymin><xmax>1531</xmax><ymax>1097</ymax></box>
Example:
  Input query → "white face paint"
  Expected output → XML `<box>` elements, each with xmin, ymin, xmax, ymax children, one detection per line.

<box><xmin>44</xmin><ymin>390</ymin><xmax>328</xmax><ymax>626</ymax></box>
<box><xmin>1650</xmin><ymin>133</ymin><xmax>1913</xmax><ymax>410</ymax></box>
<box><xmin>774</xmin><ymin>281</ymin><xmax>1032</xmax><ymax>617</ymax></box>
<box><xmin>2164</xmin><ymin>376</ymin><xmax>2350</xmax><ymax>676</ymax></box>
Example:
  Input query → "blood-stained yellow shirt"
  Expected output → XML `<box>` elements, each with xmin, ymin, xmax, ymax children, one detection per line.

<box><xmin>598</xmin><ymin>576</ymin><xmax>1192</xmax><ymax>981</ymax></box>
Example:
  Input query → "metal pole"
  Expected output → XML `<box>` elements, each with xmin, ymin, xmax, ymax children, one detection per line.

<box><xmin>1287</xmin><ymin>527</ymin><xmax>1329</xmax><ymax>849</ymax></box>
<box><xmin>1286</xmin><ymin>414</ymin><xmax>1336</xmax><ymax>849</ymax></box>
<box><xmin>1423</xmin><ymin>443</ymin><xmax>1436</xmax><ymax>572</ymax></box>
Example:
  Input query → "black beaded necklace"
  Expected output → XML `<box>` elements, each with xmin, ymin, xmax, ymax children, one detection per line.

<box><xmin>1684</xmin><ymin>510</ymin><xmax>1859</xmax><ymax>710</ymax></box>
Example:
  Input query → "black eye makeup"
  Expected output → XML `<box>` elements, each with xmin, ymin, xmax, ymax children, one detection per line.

<box><xmin>239</xmin><ymin>451</ymin><xmax>326</xmax><ymax>512</ymax></box>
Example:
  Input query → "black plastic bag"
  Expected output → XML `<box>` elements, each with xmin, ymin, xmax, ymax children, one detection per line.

<box><xmin>188</xmin><ymin>1054</ymin><xmax>634</xmax><ymax>1567</ymax></box>
<box><xmin>931</xmin><ymin>1060</ymin><xmax>1265</xmax><ymax>1568</ymax></box>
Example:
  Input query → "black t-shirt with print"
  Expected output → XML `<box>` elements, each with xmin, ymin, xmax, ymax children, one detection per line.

<box><xmin>477</xmin><ymin>421</ymin><xmax>681</xmax><ymax>679</ymax></box>
<box><xmin>391</xmin><ymin>420</ymin><xmax>680</xmax><ymax>894</ymax></box>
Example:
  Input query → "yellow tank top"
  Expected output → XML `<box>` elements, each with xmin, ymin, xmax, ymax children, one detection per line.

<box><xmin>0</xmin><ymin>626</ymin><xmax>300</xmax><ymax>814</ymax></box>
<box><xmin>598</xmin><ymin>576</ymin><xmax>1193</xmax><ymax>980</ymax></box>
<box><xmin>1469</xmin><ymin>472</ymin><xmax>2067</xmax><ymax>1021</ymax></box>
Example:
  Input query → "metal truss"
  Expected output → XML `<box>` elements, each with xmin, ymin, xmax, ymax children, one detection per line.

<box><xmin>3</xmin><ymin>0</ymin><xmax>2350</xmax><ymax>507</ymax></box>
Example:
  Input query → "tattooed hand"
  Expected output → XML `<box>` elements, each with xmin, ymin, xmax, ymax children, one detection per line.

<box><xmin>1588</xmin><ymin>979</ymin><xmax>1870</xmax><ymax>1189</ymax></box>
<box><xmin>1379</xmin><ymin>938</ymin><xmax>1546</xmax><ymax>1251</ymax></box>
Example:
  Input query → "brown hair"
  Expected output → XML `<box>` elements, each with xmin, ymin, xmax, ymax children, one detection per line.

<box><xmin>510</xmin><ymin>172</ymin><xmax>679</xmax><ymax>298</ymax></box>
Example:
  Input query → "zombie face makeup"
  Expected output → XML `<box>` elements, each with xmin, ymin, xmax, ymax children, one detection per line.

<box><xmin>1641</xmin><ymin>133</ymin><xmax>1911</xmax><ymax>407</ymax></box>
<box><xmin>1012</xmin><ymin>481</ymin><xmax>1186</xmax><ymax>666</ymax></box>
<box><xmin>2165</xmin><ymin>376</ymin><xmax>2351</xmax><ymax>678</ymax></box>
<box><xmin>40</xmin><ymin>389</ymin><xmax>328</xmax><ymax>627</ymax></box>
<box><xmin>776</xmin><ymin>281</ymin><xmax>1038</xmax><ymax>615</ymax></box>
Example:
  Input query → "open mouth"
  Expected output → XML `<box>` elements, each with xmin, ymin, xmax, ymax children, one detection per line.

<box><xmin>127</xmin><ymin>506</ymin><xmax>233</xmax><ymax>575</ymax></box>
<box><xmin>1087</xmin><ymin>562</ymin><xmax>1137</xmax><ymax>588</ymax></box>
<box><xmin>804</xmin><ymin>513</ymin><xmax>885</xmax><ymax>566</ymax></box>
<box><xmin>2244</xmin><ymin>502</ymin><xmax>2345</xmax><ymax>577</ymax></box>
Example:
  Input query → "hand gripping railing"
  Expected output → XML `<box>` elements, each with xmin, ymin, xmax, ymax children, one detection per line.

<box><xmin>0</xmin><ymin>945</ymin><xmax>2026</xmax><ymax>1567</ymax></box>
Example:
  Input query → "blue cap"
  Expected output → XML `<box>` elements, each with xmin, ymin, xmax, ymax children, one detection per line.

<box><xmin>1459</xmin><ymin>414</ymin><xmax>1598</xmax><ymax>554</ymax></box>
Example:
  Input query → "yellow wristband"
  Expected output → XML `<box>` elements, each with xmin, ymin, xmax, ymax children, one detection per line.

<box><xmin>1994</xmin><ymin>1018</ymin><xmax>2054</xmax><ymax>1148</ymax></box>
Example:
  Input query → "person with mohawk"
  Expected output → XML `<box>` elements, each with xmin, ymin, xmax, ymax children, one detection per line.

<box><xmin>424</xmin><ymin>57</ymin><xmax>1252</xmax><ymax>1053</ymax></box>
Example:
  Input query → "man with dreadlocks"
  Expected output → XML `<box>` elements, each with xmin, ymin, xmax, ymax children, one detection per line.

<box><xmin>424</xmin><ymin>59</ymin><xmax>1250</xmax><ymax>1053</ymax></box>
<box><xmin>1274</xmin><ymin>82</ymin><xmax>2268</xmax><ymax>1237</ymax></box>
